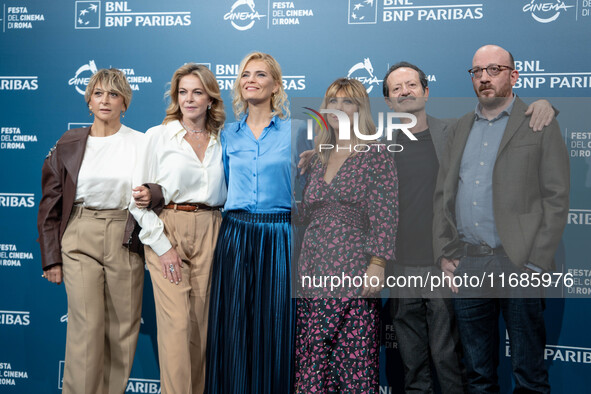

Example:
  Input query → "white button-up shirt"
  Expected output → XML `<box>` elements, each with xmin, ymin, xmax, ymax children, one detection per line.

<box><xmin>130</xmin><ymin>120</ymin><xmax>227</xmax><ymax>255</ymax></box>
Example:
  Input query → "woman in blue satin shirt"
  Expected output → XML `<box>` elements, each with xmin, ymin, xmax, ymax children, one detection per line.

<box><xmin>205</xmin><ymin>52</ymin><xmax>294</xmax><ymax>394</ymax></box>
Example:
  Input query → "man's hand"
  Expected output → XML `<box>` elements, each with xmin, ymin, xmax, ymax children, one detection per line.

<box><xmin>132</xmin><ymin>185</ymin><xmax>152</xmax><ymax>209</ymax></box>
<box><xmin>362</xmin><ymin>263</ymin><xmax>384</xmax><ymax>297</ymax></box>
<box><xmin>297</xmin><ymin>149</ymin><xmax>315</xmax><ymax>175</ymax></box>
<box><xmin>440</xmin><ymin>257</ymin><xmax>460</xmax><ymax>294</ymax></box>
<box><xmin>525</xmin><ymin>99</ymin><xmax>555</xmax><ymax>132</ymax></box>
<box><xmin>159</xmin><ymin>248</ymin><xmax>183</xmax><ymax>284</ymax></box>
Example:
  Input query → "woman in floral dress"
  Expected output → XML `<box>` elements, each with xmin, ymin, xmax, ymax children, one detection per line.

<box><xmin>296</xmin><ymin>78</ymin><xmax>398</xmax><ymax>393</ymax></box>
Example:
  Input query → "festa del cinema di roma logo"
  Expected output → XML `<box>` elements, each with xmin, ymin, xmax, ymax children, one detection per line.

<box><xmin>522</xmin><ymin>0</ymin><xmax>575</xmax><ymax>23</ymax></box>
<box><xmin>224</xmin><ymin>0</ymin><xmax>266</xmax><ymax>30</ymax></box>
<box><xmin>68</xmin><ymin>60</ymin><xmax>152</xmax><ymax>95</ymax></box>
<box><xmin>303</xmin><ymin>107</ymin><xmax>418</xmax><ymax>152</ymax></box>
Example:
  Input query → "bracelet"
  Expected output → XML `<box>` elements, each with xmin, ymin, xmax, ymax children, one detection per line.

<box><xmin>369</xmin><ymin>256</ymin><xmax>387</xmax><ymax>268</ymax></box>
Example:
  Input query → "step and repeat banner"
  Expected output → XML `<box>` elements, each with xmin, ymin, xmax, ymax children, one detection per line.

<box><xmin>1</xmin><ymin>1</ymin><xmax>590</xmax><ymax>392</ymax></box>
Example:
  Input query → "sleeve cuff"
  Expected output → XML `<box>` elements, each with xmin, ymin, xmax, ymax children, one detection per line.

<box><xmin>150</xmin><ymin>235</ymin><xmax>173</xmax><ymax>257</ymax></box>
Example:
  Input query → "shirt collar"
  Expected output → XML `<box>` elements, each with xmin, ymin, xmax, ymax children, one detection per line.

<box><xmin>237</xmin><ymin>114</ymin><xmax>247</xmax><ymax>131</ymax></box>
<box><xmin>165</xmin><ymin>119</ymin><xmax>218</xmax><ymax>146</ymax></box>
<box><xmin>165</xmin><ymin>120</ymin><xmax>186</xmax><ymax>141</ymax></box>
<box><xmin>474</xmin><ymin>94</ymin><xmax>516</xmax><ymax>122</ymax></box>
<box><xmin>237</xmin><ymin>113</ymin><xmax>280</xmax><ymax>132</ymax></box>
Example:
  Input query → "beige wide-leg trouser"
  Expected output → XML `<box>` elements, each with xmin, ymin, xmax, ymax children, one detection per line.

<box><xmin>145</xmin><ymin>208</ymin><xmax>221</xmax><ymax>394</ymax></box>
<box><xmin>61</xmin><ymin>206</ymin><xmax>144</xmax><ymax>394</ymax></box>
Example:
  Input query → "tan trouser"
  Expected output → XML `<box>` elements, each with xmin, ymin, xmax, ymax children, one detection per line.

<box><xmin>145</xmin><ymin>208</ymin><xmax>222</xmax><ymax>394</ymax></box>
<box><xmin>61</xmin><ymin>206</ymin><xmax>144</xmax><ymax>394</ymax></box>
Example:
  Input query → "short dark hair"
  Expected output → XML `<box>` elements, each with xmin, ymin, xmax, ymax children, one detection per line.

<box><xmin>382</xmin><ymin>61</ymin><xmax>428</xmax><ymax>97</ymax></box>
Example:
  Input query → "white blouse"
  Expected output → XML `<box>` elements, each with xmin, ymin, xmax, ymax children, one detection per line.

<box><xmin>75</xmin><ymin>125</ymin><xmax>144</xmax><ymax>210</ymax></box>
<box><xmin>129</xmin><ymin>120</ymin><xmax>227</xmax><ymax>256</ymax></box>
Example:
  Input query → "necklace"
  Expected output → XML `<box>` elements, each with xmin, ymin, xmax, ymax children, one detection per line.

<box><xmin>181</xmin><ymin>120</ymin><xmax>205</xmax><ymax>134</ymax></box>
<box><xmin>182</xmin><ymin>121</ymin><xmax>210</xmax><ymax>151</ymax></box>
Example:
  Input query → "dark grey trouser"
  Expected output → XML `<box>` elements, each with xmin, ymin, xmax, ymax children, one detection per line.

<box><xmin>390</xmin><ymin>264</ymin><xmax>466</xmax><ymax>394</ymax></box>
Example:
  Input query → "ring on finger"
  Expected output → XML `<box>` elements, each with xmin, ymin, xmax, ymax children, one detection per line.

<box><xmin>169</xmin><ymin>264</ymin><xmax>175</xmax><ymax>273</ymax></box>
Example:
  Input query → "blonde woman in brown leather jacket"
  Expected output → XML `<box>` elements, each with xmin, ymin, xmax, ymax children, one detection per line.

<box><xmin>37</xmin><ymin>68</ymin><xmax>158</xmax><ymax>394</ymax></box>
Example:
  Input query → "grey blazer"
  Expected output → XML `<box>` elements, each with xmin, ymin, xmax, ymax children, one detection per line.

<box><xmin>432</xmin><ymin>97</ymin><xmax>570</xmax><ymax>271</ymax></box>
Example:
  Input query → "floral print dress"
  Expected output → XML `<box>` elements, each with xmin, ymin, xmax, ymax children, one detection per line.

<box><xmin>295</xmin><ymin>146</ymin><xmax>398</xmax><ymax>393</ymax></box>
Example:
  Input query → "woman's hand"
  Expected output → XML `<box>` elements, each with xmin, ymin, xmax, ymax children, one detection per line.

<box><xmin>43</xmin><ymin>265</ymin><xmax>63</xmax><ymax>285</ymax></box>
<box><xmin>133</xmin><ymin>185</ymin><xmax>152</xmax><ymax>209</ymax></box>
<box><xmin>362</xmin><ymin>263</ymin><xmax>384</xmax><ymax>297</ymax></box>
<box><xmin>159</xmin><ymin>248</ymin><xmax>183</xmax><ymax>284</ymax></box>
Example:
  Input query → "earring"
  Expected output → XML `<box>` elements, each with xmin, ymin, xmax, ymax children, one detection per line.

<box><xmin>207</xmin><ymin>104</ymin><xmax>211</xmax><ymax>110</ymax></box>
<box><xmin>121</xmin><ymin>111</ymin><xmax>125</xmax><ymax>118</ymax></box>
<box><xmin>89</xmin><ymin>107</ymin><xmax>92</xmax><ymax>116</ymax></box>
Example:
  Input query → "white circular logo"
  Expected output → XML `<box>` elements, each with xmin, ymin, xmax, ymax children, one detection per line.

<box><xmin>224</xmin><ymin>0</ymin><xmax>266</xmax><ymax>31</ymax></box>
<box><xmin>522</xmin><ymin>0</ymin><xmax>574</xmax><ymax>23</ymax></box>
<box><xmin>68</xmin><ymin>60</ymin><xmax>98</xmax><ymax>95</ymax></box>
<box><xmin>347</xmin><ymin>58</ymin><xmax>381</xmax><ymax>93</ymax></box>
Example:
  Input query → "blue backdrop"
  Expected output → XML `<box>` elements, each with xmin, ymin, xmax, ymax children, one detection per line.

<box><xmin>1</xmin><ymin>0</ymin><xmax>590</xmax><ymax>392</ymax></box>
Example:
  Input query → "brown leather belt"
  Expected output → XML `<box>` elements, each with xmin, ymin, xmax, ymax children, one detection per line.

<box><xmin>163</xmin><ymin>203</ymin><xmax>221</xmax><ymax>212</ymax></box>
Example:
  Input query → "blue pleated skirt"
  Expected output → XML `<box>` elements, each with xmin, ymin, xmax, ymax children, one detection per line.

<box><xmin>205</xmin><ymin>211</ymin><xmax>295</xmax><ymax>394</ymax></box>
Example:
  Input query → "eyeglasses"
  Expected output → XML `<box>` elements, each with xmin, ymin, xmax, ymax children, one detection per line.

<box><xmin>468</xmin><ymin>65</ymin><xmax>514</xmax><ymax>78</ymax></box>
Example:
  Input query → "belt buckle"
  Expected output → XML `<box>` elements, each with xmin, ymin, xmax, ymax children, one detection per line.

<box><xmin>463</xmin><ymin>242</ymin><xmax>494</xmax><ymax>257</ymax></box>
<box><xmin>479</xmin><ymin>242</ymin><xmax>493</xmax><ymax>256</ymax></box>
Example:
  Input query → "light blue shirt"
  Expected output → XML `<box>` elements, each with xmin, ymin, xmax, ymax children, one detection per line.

<box><xmin>222</xmin><ymin>115</ymin><xmax>292</xmax><ymax>213</ymax></box>
<box><xmin>455</xmin><ymin>96</ymin><xmax>515</xmax><ymax>248</ymax></box>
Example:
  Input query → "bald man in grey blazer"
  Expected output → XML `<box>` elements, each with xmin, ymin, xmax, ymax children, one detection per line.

<box><xmin>432</xmin><ymin>45</ymin><xmax>569</xmax><ymax>393</ymax></box>
<box><xmin>383</xmin><ymin>59</ymin><xmax>557</xmax><ymax>394</ymax></box>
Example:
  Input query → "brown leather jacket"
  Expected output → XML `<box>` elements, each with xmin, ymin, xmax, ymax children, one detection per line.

<box><xmin>37</xmin><ymin>127</ymin><xmax>163</xmax><ymax>270</ymax></box>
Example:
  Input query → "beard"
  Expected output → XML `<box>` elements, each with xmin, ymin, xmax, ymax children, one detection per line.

<box><xmin>475</xmin><ymin>83</ymin><xmax>511</xmax><ymax>110</ymax></box>
<box><xmin>477</xmin><ymin>95</ymin><xmax>506</xmax><ymax>109</ymax></box>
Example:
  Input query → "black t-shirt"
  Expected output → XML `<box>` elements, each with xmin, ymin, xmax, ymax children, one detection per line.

<box><xmin>395</xmin><ymin>128</ymin><xmax>439</xmax><ymax>266</ymax></box>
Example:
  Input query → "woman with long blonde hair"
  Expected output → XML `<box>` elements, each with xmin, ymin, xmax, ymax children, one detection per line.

<box><xmin>130</xmin><ymin>63</ymin><xmax>226</xmax><ymax>394</ymax></box>
<box><xmin>205</xmin><ymin>52</ymin><xmax>295</xmax><ymax>394</ymax></box>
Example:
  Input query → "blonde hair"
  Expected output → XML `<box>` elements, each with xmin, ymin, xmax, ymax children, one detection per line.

<box><xmin>85</xmin><ymin>68</ymin><xmax>132</xmax><ymax>111</ymax></box>
<box><xmin>232</xmin><ymin>52</ymin><xmax>290</xmax><ymax>120</ymax></box>
<box><xmin>315</xmin><ymin>78</ymin><xmax>377</xmax><ymax>166</ymax></box>
<box><xmin>163</xmin><ymin>63</ymin><xmax>225</xmax><ymax>136</ymax></box>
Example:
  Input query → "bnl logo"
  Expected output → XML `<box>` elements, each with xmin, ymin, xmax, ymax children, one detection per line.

<box><xmin>75</xmin><ymin>1</ymin><xmax>100</xmax><ymax>29</ymax></box>
<box><xmin>348</xmin><ymin>0</ymin><xmax>377</xmax><ymax>24</ymax></box>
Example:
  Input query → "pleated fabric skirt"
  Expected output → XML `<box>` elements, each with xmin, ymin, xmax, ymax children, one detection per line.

<box><xmin>205</xmin><ymin>211</ymin><xmax>295</xmax><ymax>394</ymax></box>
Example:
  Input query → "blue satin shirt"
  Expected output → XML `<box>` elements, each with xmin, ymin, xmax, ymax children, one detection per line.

<box><xmin>221</xmin><ymin>115</ymin><xmax>292</xmax><ymax>213</ymax></box>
